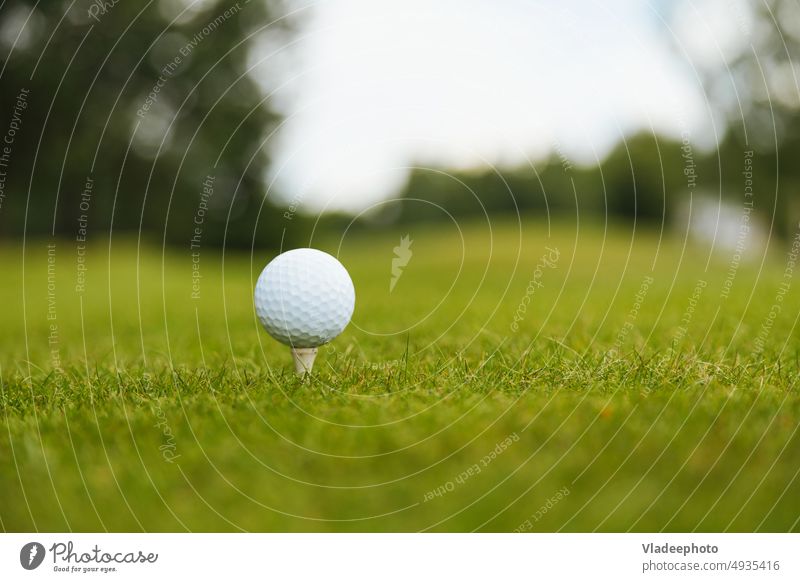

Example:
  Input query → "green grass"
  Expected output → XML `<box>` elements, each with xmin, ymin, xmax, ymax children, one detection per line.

<box><xmin>1</xmin><ymin>218</ymin><xmax>799</xmax><ymax>532</ymax></box>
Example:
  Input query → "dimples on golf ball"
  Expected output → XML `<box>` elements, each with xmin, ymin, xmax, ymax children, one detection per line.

<box><xmin>254</xmin><ymin>248</ymin><xmax>355</xmax><ymax>348</ymax></box>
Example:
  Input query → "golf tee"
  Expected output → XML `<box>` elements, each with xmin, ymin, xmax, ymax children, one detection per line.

<box><xmin>291</xmin><ymin>347</ymin><xmax>318</xmax><ymax>375</ymax></box>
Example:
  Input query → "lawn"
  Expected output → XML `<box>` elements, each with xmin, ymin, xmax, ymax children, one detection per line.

<box><xmin>1</xmin><ymin>217</ymin><xmax>799</xmax><ymax>532</ymax></box>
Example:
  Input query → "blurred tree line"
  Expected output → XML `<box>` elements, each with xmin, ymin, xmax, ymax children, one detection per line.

<box><xmin>0</xmin><ymin>0</ymin><xmax>307</xmax><ymax>249</ymax></box>
<box><xmin>392</xmin><ymin>127</ymin><xmax>798</xmax><ymax>240</ymax></box>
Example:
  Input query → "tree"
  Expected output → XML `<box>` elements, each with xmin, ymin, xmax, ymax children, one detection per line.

<box><xmin>673</xmin><ymin>0</ymin><xmax>800</xmax><ymax>237</ymax></box>
<box><xmin>0</xmin><ymin>0</ymin><xmax>302</xmax><ymax>249</ymax></box>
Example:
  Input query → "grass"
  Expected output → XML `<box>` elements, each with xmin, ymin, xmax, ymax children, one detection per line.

<box><xmin>1</xmin><ymin>217</ymin><xmax>799</xmax><ymax>532</ymax></box>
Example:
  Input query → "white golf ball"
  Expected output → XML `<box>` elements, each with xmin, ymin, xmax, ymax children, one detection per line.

<box><xmin>254</xmin><ymin>248</ymin><xmax>355</xmax><ymax>348</ymax></box>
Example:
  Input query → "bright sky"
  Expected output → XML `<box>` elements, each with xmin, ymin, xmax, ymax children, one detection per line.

<box><xmin>252</xmin><ymin>0</ymin><xmax>749</xmax><ymax>212</ymax></box>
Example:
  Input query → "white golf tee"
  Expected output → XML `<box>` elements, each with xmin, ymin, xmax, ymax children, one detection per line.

<box><xmin>291</xmin><ymin>347</ymin><xmax>318</xmax><ymax>375</ymax></box>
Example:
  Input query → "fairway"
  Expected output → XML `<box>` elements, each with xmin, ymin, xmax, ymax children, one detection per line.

<box><xmin>1</xmin><ymin>218</ymin><xmax>799</xmax><ymax>532</ymax></box>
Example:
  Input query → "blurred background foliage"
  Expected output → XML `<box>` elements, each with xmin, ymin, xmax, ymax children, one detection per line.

<box><xmin>0</xmin><ymin>0</ymin><xmax>308</xmax><ymax>249</ymax></box>
<box><xmin>0</xmin><ymin>0</ymin><xmax>798</xmax><ymax>247</ymax></box>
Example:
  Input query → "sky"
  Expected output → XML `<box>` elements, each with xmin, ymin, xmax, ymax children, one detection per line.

<box><xmin>249</xmin><ymin>0</ymin><xmax>751</xmax><ymax>212</ymax></box>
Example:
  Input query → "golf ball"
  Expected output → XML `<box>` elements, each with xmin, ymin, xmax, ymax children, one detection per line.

<box><xmin>254</xmin><ymin>248</ymin><xmax>355</xmax><ymax>348</ymax></box>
